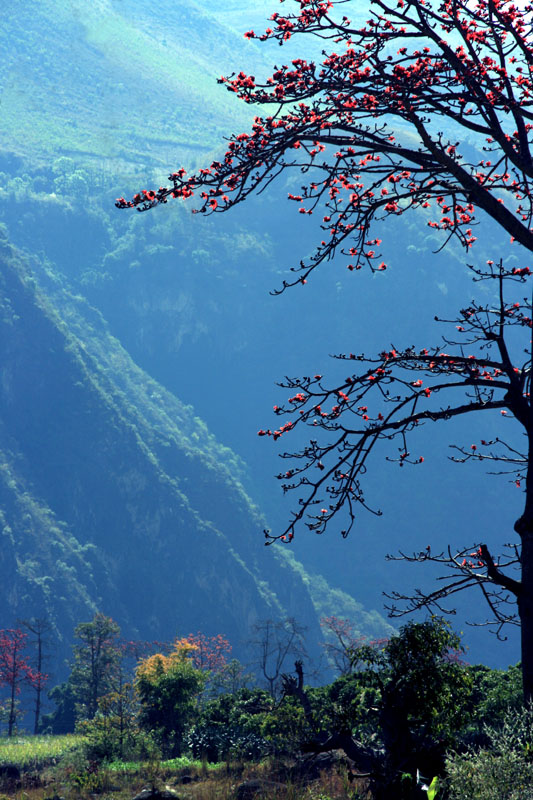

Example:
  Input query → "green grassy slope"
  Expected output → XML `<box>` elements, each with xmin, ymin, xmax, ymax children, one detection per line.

<box><xmin>1</xmin><ymin>0</ymin><xmax>262</xmax><ymax>169</ymax></box>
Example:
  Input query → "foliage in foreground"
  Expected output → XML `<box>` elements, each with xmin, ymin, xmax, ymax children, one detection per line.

<box><xmin>2</xmin><ymin>616</ymin><xmax>527</xmax><ymax>800</ymax></box>
<box><xmin>3</xmin><ymin>702</ymin><xmax>533</xmax><ymax>800</ymax></box>
<box><xmin>447</xmin><ymin>705</ymin><xmax>533</xmax><ymax>800</ymax></box>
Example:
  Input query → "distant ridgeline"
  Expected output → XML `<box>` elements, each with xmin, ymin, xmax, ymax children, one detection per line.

<box><xmin>0</xmin><ymin>234</ymin><xmax>392</xmax><ymax>671</ymax></box>
<box><xmin>0</xmin><ymin>0</ymin><xmax>394</xmax><ymax>672</ymax></box>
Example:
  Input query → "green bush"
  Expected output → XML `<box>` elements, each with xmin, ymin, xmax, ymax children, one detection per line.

<box><xmin>76</xmin><ymin>681</ymin><xmax>155</xmax><ymax>763</ymax></box>
<box><xmin>460</xmin><ymin>663</ymin><xmax>523</xmax><ymax>747</ymax></box>
<box><xmin>79</xmin><ymin>713</ymin><xmax>157</xmax><ymax>763</ymax></box>
<box><xmin>447</xmin><ymin>705</ymin><xmax>533</xmax><ymax>800</ymax></box>
<box><xmin>258</xmin><ymin>696</ymin><xmax>310</xmax><ymax>757</ymax></box>
<box><xmin>52</xmin><ymin>747</ymin><xmax>104</xmax><ymax>794</ymax></box>
<box><xmin>186</xmin><ymin>723</ymin><xmax>267</xmax><ymax>762</ymax></box>
<box><xmin>136</xmin><ymin>649</ymin><xmax>205</xmax><ymax>757</ymax></box>
<box><xmin>186</xmin><ymin>687</ymin><xmax>311</xmax><ymax>761</ymax></box>
<box><xmin>186</xmin><ymin>688</ymin><xmax>272</xmax><ymax>761</ymax></box>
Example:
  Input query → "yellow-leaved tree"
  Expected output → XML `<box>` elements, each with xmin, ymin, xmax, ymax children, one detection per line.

<box><xmin>135</xmin><ymin>639</ymin><xmax>205</xmax><ymax>756</ymax></box>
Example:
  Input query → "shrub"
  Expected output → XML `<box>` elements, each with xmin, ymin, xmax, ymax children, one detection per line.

<box><xmin>186</xmin><ymin>723</ymin><xmax>267</xmax><ymax>762</ymax></box>
<box><xmin>79</xmin><ymin>713</ymin><xmax>157</xmax><ymax>763</ymax></box>
<box><xmin>76</xmin><ymin>681</ymin><xmax>155</xmax><ymax>763</ymax></box>
<box><xmin>186</xmin><ymin>689</ymin><xmax>272</xmax><ymax>762</ymax></box>
<box><xmin>460</xmin><ymin>663</ymin><xmax>523</xmax><ymax>748</ymax></box>
<box><xmin>136</xmin><ymin>645</ymin><xmax>205</xmax><ymax>756</ymax></box>
<box><xmin>446</xmin><ymin>705</ymin><xmax>533</xmax><ymax>800</ymax></box>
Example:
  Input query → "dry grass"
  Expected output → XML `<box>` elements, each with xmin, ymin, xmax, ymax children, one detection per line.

<box><xmin>0</xmin><ymin>756</ymin><xmax>372</xmax><ymax>800</ymax></box>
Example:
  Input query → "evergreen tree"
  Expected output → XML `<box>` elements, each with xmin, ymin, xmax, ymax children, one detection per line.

<box><xmin>70</xmin><ymin>613</ymin><xmax>121</xmax><ymax>720</ymax></box>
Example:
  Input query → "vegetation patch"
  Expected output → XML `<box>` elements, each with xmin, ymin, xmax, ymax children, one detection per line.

<box><xmin>0</xmin><ymin>734</ymin><xmax>85</xmax><ymax>769</ymax></box>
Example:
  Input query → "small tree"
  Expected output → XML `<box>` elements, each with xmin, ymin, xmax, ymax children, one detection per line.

<box><xmin>250</xmin><ymin>618</ymin><xmax>307</xmax><ymax>697</ymax></box>
<box><xmin>320</xmin><ymin>615</ymin><xmax>387</xmax><ymax>676</ymax></box>
<box><xmin>210</xmin><ymin>658</ymin><xmax>254</xmax><ymax>696</ymax></box>
<box><xmin>70</xmin><ymin>613</ymin><xmax>121</xmax><ymax>720</ymax></box>
<box><xmin>79</xmin><ymin>678</ymin><xmax>144</xmax><ymax>762</ymax></box>
<box><xmin>375</xmin><ymin>618</ymin><xmax>472</xmax><ymax>785</ymax></box>
<box><xmin>0</xmin><ymin>628</ymin><xmax>44</xmax><ymax>736</ymax></box>
<box><xmin>42</xmin><ymin>681</ymin><xmax>77</xmax><ymax>734</ymax></box>
<box><xmin>181</xmin><ymin>632</ymin><xmax>232</xmax><ymax>674</ymax></box>
<box><xmin>135</xmin><ymin>641</ymin><xmax>205</xmax><ymax>756</ymax></box>
<box><xmin>19</xmin><ymin>617</ymin><xmax>52</xmax><ymax>733</ymax></box>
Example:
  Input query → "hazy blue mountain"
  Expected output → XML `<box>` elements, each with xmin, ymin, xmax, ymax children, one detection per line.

<box><xmin>1</xmin><ymin>0</ymin><xmax>259</xmax><ymax>170</ymax></box>
<box><xmin>0</xmin><ymin>223</ymin><xmax>394</xmax><ymax>673</ymax></box>
<box><xmin>0</xmin><ymin>0</ymin><xmax>522</xmax><ymax>670</ymax></box>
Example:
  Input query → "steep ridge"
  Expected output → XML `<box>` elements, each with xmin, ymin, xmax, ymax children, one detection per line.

<box><xmin>0</xmin><ymin>0</ymin><xmax>414</xmax><ymax>670</ymax></box>
<box><xmin>0</xmin><ymin>236</ymin><xmax>333</xmax><ymax>663</ymax></box>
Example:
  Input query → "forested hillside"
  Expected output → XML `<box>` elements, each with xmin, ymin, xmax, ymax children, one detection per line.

<box><xmin>0</xmin><ymin>0</ymin><xmax>522</xmax><ymax>672</ymax></box>
<box><xmin>0</xmin><ymin>0</ymin><xmax>395</xmax><ymax>668</ymax></box>
<box><xmin>0</xmin><ymin>225</ymin><xmax>396</xmax><ymax>667</ymax></box>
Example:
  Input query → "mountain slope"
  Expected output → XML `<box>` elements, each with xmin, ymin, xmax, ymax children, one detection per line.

<box><xmin>0</xmin><ymin>234</ymin><xmax>340</xmax><ymax>665</ymax></box>
<box><xmin>0</xmin><ymin>0</ymin><xmax>396</xmax><ymax>670</ymax></box>
<box><xmin>1</xmin><ymin>0</ymin><xmax>263</xmax><ymax>169</ymax></box>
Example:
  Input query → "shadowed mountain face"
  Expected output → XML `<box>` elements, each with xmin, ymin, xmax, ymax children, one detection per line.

<box><xmin>0</xmin><ymin>236</ymin><xmax>313</xmax><ymax>656</ymax></box>
<box><xmin>0</xmin><ymin>233</ymin><xmax>393</xmax><ymax>669</ymax></box>
<box><xmin>0</xmin><ymin>0</ymin><xmax>395</xmax><ymax>666</ymax></box>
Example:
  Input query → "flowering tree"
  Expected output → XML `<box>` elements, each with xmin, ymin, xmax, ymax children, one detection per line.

<box><xmin>116</xmin><ymin>0</ymin><xmax>533</xmax><ymax>273</ymax></box>
<box><xmin>181</xmin><ymin>632</ymin><xmax>232</xmax><ymax>674</ymax></box>
<box><xmin>117</xmin><ymin>0</ymin><xmax>533</xmax><ymax>699</ymax></box>
<box><xmin>320</xmin><ymin>616</ymin><xmax>360</xmax><ymax>675</ymax></box>
<box><xmin>321</xmin><ymin>615</ymin><xmax>389</xmax><ymax>675</ymax></box>
<box><xmin>0</xmin><ymin>629</ymin><xmax>44</xmax><ymax>736</ymax></box>
<box><xmin>262</xmin><ymin>259</ymin><xmax>529</xmax><ymax>634</ymax></box>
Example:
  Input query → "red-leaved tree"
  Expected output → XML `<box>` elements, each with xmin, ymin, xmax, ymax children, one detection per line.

<box><xmin>182</xmin><ymin>632</ymin><xmax>232</xmax><ymax>674</ymax></box>
<box><xmin>117</xmin><ymin>0</ymin><xmax>533</xmax><ymax>699</ymax></box>
<box><xmin>321</xmin><ymin>615</ymin><xmax>388</xmax><ymax>675</ymax></box>
<box><xmin>0</xmin><ymin>629</ymin><xmax>45</xmax><ymax>736</ymax></box>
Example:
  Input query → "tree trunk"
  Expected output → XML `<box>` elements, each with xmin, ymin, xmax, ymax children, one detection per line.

<box><xmin>8</xmin><ymin>674</ymin><xmax>16</xmax><ymax>737</ymax></box>
<box><xmin>517</xmin><ymin>430</ymin><xmax>533</xmax><ymax>704</ymax></box>
<box><xmin>520</xmin><ymin>527</ymin><xmax>533</xmax><ymax>703</ymax></box>
<box><xmin>34</xmin><ymin>633</ymin><xmax>43</xmax><ymax>734</ymax></box>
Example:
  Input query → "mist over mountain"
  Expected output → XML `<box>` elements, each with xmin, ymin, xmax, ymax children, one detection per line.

<box><xmin>0</xmin><ymin>0</ymin><xmax>521</xmax><ymax>670</ymax></box>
